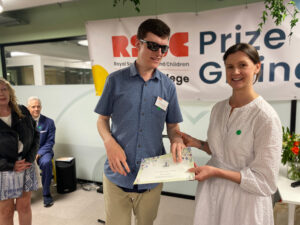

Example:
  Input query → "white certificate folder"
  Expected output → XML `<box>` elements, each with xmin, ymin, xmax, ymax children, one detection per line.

<box><xmin>134</xmin><ymin>148</ymin><xmax>195</xmax><ymax>184</ymax></box>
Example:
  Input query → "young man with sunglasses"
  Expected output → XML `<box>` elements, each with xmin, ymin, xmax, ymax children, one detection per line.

<box><xmin>95</xmin><ymin>18</ymin><xmax>185</xmax><ymax>225</ymax></box>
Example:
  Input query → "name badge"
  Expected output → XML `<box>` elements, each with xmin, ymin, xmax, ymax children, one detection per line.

<box><xmin>155</xmin><ymin>96</ymin><xmax>169</xmax><ymax>111</ymax></box>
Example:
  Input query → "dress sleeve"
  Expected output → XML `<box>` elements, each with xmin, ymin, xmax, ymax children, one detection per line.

<box><xmin>239</xmin><ymin>114</ymin><xmax>282</xmax><ymax>196</ymax></box>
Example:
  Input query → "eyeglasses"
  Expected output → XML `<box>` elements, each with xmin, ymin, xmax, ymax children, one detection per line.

<box><xmin>139</xmin><ymin>39</ymin><xmax>169</xmax><ymax>54</ymax></box>
<box><xmin>0</xmin><ymin>87</ymin><xmax>8</xmax><ymax>92</ymax></box>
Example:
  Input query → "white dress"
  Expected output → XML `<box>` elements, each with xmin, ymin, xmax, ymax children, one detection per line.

<box><xmin>193</xmin><ymin>96</ymin><xmax>282</xmax><ymax>225</ymax></box>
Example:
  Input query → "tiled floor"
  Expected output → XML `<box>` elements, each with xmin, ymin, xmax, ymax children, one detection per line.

<box><xmin>13</xmin><ymin>183</ymin><xmax>295</xmax><ymax>225</ymax></box>
<box><xmin>14</xmin><ymin>183</ymin><xmax>195</xmax><ymax>225</ymax></box>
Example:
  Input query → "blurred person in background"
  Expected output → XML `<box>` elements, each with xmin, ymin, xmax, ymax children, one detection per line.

<box><xmin>27</xmin><ymin>96</ymin><xmax>56</xmax><ymax>208</ymax></box>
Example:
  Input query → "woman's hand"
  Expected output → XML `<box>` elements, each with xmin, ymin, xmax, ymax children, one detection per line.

<box><xmin>14</xmin><ymin>159</ymin><xmax>32</xmax><ymax>172</ymax></box>
<box><xmin>189</xmin><ymin>163</ymin><xmax>217</xmax><ymax>181</ymax></box>
<box><xmin>189</xmin><ymin>163</ymin><xmax>241</xmax><ymax>184</ymax></box>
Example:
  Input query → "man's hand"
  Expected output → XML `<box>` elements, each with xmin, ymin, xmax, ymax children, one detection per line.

<box><xmin>104</xmin><ymin>138</ymin><xmax>130</xmax><ymax>176</ymax></box>
<box><xmin>171</xmin><ymin>140</ymin><xmax>186</xmax><ymax>163</ymax></box>
<box><xmin>167</xmin><ymin>123</ymin><xmax>186</xmax><ymax>163</ymax></box>
<box><xmin>97</xmin><ymin>115</ymin><xmax>130</xmax><ymax>176</ymax></box>
<box><xmin>14</xmin><ymin>159</ymin><xmax>32</xmax><ymax>172</ymax></box>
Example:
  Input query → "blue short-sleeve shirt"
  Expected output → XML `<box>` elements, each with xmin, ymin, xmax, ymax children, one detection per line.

<box><xmin>94</xmin><ymin>62</ymin><xmax>183</xmax><ymax>190</ymax></box>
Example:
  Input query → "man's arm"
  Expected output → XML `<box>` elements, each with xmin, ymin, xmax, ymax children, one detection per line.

<box><xmin>166</xmin><ymin>123</ymin><xmax>185</xmax><ymax>163</ymax></box>
<box><xmin>97</xmin><ymin>115</ymin><xmax>130</xmax><ymax>176</ymax></box>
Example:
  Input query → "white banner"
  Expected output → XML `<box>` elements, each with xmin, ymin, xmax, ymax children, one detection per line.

<box><xmin>86</xmin><ymin>2</ymin><xmax>300</xmax><ymax>101</ymax></box>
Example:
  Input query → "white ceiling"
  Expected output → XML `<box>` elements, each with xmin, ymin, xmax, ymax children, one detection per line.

<box><xmin>1</xmin><ymin>0</ymin><xmax>89</xmax><ymax>62</ymax></box>
<box><xmin>0</xmin><ymin>0</ymin><xmax>76</xmax><ymax>27</ymax></box>
<box><xmin>1</xmin><ymin>0</ymin><xmax>75</xmax><ymax>12</ymax></box>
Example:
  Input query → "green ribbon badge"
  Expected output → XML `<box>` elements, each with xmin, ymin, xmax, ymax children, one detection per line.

<box><xmin>157</xmin><ymin>107</ymin><xmax>161</xmax><ymax>110</ymax></box>
<box><xmin>236</xmin><ymin>130</ymin><xmax>241</xmax><ymax>135</ymax></box>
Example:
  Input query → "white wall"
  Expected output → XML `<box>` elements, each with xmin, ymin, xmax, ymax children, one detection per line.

<box><xmin>14</xmin><ymin>85</ymin><xmax>293</xmax><ymax>196</ymax></box>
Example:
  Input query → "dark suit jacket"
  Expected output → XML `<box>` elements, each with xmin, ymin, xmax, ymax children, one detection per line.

<box><xmin>37</xmin><ymin>114</ymin><xmax>56</xmax><ymax>157</ymax></box>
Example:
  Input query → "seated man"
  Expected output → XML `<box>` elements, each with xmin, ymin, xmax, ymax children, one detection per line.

<box><xmin>27</xmin><ymin>96</ymin><xmax>56</xmax><ymax>207</ymax></box>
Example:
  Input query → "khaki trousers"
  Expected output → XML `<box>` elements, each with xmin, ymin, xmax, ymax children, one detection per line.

<box><xmin>103</xmin><ymin>174</ymin><xmax>163</xmax><ymax>225</ymax></box>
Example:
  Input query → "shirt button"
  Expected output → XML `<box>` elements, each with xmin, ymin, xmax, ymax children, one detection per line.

<box><xmin>138</xmin><ymin>144</ymin><xmax>141</xmax><ymax>148</ymax></box>
<box><xmin>145</xmin><ymin>83</ymin><xmax>147</xmax><ymax>86</ymax></box>
<box><xmin>141</xmin><ymin>112</ymin><xmax>144</xmax><ymax>116</ymax></box>
<box><xmin>139</xmin><ymin>129</ymin><xmax>142</xmax><ymax>132</ymax></box>
<box><xmin>144</xmin><ymin>98</ymin><xmax>146</xmax><ymax>102</ymax></box>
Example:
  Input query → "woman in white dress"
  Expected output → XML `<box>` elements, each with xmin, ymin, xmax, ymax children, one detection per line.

<box><xmin>0</xmin><ymin>78</ymin><xmax>39</xmax><ymax>225</ymax></box>
<box><xmin>178</xmin><ymin>43</ymin><xmax>282</xmax><ymax>225</ymax></box>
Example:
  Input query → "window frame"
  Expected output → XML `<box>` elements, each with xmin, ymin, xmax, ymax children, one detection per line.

<box><xmin>0</xmin><ymin>35</ymin><xmax>87</xmax><ymax>83</ymax></box>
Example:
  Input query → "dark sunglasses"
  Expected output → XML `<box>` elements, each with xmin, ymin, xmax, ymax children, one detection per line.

<box><xmin>139</xmin><ymin>39</ymin><xmax>169</xmax><ymax>54</ymax></box>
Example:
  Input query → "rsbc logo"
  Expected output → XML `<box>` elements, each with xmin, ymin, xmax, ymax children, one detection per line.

<box><xmin>112</xmin><ymin>32</ymin><xmax>189</xmax><ymax>57</ymax></box>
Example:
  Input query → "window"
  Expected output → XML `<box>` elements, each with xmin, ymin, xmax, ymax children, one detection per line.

<box><xmin>6</xmin><ymin>66</ymin><xmax>34</xmax><ymax>85</ymax></box>
<box><xmin>2</xmin><ymin>36</ymin><xmax>91</xmax><ymax>85</ymax></box>
<box><xmin>44</xmin><ymin>66</ymin><xmax>93</xmax><ymax>84</ymax></box>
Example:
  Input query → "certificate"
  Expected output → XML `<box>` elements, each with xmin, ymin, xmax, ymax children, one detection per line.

<box><xmin>134</xmin><ymin>148</ymin><xmax>195</xmax><ymax>184</ymax></box>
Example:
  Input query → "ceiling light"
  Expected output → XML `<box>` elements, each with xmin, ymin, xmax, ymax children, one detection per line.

<box><xmin>78</xmin><ymin>40</ymin><xmax>88</xmax><ymax>46</ymax></box>
<box><xmin>0</xmin><ymin>0</ymin><xmax>4</xmax><ymax>13</ymax></box>
<box><xmin>10</xmin><ymin>51</ymin><xmax>32</xmax><ymax>57</ymax></box>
